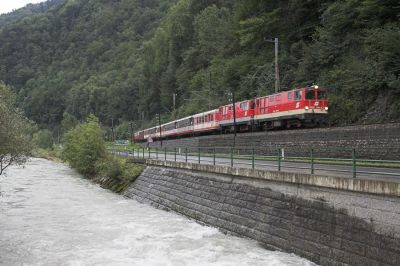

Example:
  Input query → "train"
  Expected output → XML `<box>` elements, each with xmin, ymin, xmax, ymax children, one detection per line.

<box><xmin>133</xmin><ymin>85</ymin><xmax>328</xmax><ymax>142</ymax></box>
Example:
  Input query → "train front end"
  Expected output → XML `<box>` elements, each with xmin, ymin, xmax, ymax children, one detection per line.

<box><xmin>301</xmin><ymin>85</ymin><xmax>329</xmax><ymax>126</ymax></box>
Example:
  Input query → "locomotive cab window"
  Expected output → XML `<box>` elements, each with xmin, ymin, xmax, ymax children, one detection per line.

<box><xmin>306</xmin><ymin>89</ymin><xmax>316</xmax><ymax>100</ymax></box>
<box><xmin>317</xmin><ymin>90</ymin><xmax>327</xmax><ymax>100</ymax></box>
<box><xmin>288</xmin><ymin>91</ymin><xmax>292</xmax><ymax>99</ymax></box>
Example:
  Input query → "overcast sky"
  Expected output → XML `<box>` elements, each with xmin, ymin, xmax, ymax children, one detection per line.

<box><xmin>0</xmin><ymin>0</ymin><xmax>44</xmax><ymax>15</ymax></box>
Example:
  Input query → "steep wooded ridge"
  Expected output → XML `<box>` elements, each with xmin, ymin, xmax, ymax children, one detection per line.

<box><xmin>0</xmin><ymin>0</ymin><xmax>398</xmax><ymax>134</ymax></box>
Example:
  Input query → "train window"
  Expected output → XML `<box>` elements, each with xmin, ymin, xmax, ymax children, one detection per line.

<box><xmin>295</xmin><ymin>90</ymin><xmax>302</xmax><ymax>100</ymax></box>
<box><xmin>318</xmin><ymin>90</ymin><xmax>327</xmax><ymax>100</ymax></box>
<box><xmin>270</xmin><ymin>95</ymin><xmax>274</xmax><ymax>102</ymax></box>
<box><xmin>306</xmin><ymin>89</ymin><xmax>315</xmax><ymax>100</ymax></box>
<box><xmin>288</xmin><ymin>91</ymin><xmax>292</xmax><ymax>99</ymax></box>
<box><xmin>276</xmin><ymin>95</ymin><xmax>282</xmax><ymax>101</ymax></box>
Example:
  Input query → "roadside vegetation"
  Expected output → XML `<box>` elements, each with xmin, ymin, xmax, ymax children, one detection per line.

<box><xmin>60</xmin><ymin>115</ymin><xmax>144</xmax><ymax>191</ymax></box>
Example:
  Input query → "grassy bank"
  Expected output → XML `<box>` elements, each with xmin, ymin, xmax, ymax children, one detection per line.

<box><xmin>94</xmin><ymin>155</ymin><xmax>145</xmax><ymax>193</ymax></box>
<box><xmin>32</xmin><ymin>147</ymin><xmax>63</xmax><ymax>163</ymax></box>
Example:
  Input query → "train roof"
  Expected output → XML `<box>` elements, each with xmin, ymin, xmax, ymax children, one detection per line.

<box><xmin>192</xmin><ymin>109</ymin><xmax>218</xmax><ymax>117</ymax></box>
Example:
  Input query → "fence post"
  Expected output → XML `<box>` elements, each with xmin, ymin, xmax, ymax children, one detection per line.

<box><xmin>164</xmin><ymin>147</ymin><xmax>167</xmax><ymax>161</ymax></box>
<box><xmin>278</xmin><ymin>148</ymin><xmax>281</xmax><ymax>171</ymax></box>
<box><xmin>231</xmin><ymin>148</ymin><xmax>234</xmax><ymax>167</ymax></box>
<box><xmin>198</xmin><ymin>148</ymin><xmax>201</xmax><ymax>164</ymax></box>
<box><xmin>185</xmin><ymin>148</ymin><xmax>188</xmax><ymax>163</ymax></box>
<box><xmin>148</xmin><ymin>148</ymin><xmax>150</xmax><ymax>159</ymax></box>
<box><xmin>142</xmin><ymin>148</ymin><xmax>145</xmax><ymax>159</ymax></box>
<box><xmin>352</xmin><ymin>149</ymin><xmax>356</xmax><ymax>178</ymax></box>
<box><xmin>174</xmin><ymin>148</ymin><xmax>177</xmax><ymax>161</ymax></box>
<box><xmin>311</xmin><ymin>149</ymin><xmax>314</xmax><ymax>174</ymax></box>
<box><xmin>156</xmin><ymin>148</ymin><xmax>158</xmax><ymax>160</ymax></box>
<box><xmin>252</xmin><ymin>148</ymin><xmax>255</xmax><ymax>169</ymax></box>
<box><xmin>213</xmin><ymin>148</ymin><xmax>216</xmax><ymax>165</ymax></box>
<box><xmin>132</xmin><ymin>149</ymin><xmax>135</xmax><ymax>158</ymax></box>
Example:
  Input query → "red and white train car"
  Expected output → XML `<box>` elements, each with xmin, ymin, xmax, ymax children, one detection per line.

<box><xmin>218</xmin><ymin>99</ymin><xmax>255</xmax><ymax>132</ymax></box>
<box><xmin>193</xmin><ymin>109</ymin><xmax>220</xmax><ymax>134</ymax></box>
<box><xmin>160</xmin><ymin>116</ymin><xmax>194</xmax><ymax>139</ymax></box>
<box><xmin>254</xmin><ymin>85</ymin><xmax>328</xmax><ymax>129</ymax></box>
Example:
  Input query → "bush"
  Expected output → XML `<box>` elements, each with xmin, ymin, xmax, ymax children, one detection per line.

<box><xmin>96</xmin><ymin>156</ymin><xmax>123</xmax><ymax>179</ymax></box>
<box><xmin>62</xmin><ymin>115</ymin><xmax>106</xmax><ymax>176</ymax></box>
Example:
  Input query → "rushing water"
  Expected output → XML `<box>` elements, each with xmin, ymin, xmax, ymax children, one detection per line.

<box><xmin>0</xmin><ymin>158</ymin><xmax>315</xmax><ymax>266</ymax></box>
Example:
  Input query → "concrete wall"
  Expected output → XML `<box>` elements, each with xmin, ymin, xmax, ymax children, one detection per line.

<box><xmin>145</xmin><ymin>123</ymin><xmax>400</xmax><ymax>160</ymax></box>
<box><xmin>124</xmin><ymin>163</ymin><xmax>400</xmax><ymax>266</ymax></box>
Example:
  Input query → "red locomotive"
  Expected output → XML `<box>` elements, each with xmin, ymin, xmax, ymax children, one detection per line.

<box><xmin>133</xmin><ymin>85</ymin><xmax>328</xmax><ymax>142</ymax></box>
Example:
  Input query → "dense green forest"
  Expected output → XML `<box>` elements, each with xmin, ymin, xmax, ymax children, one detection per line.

<box><xmin>0</xmin><ymin>0</ymin><xmax>398</xmax><ymax>136</ymax></box>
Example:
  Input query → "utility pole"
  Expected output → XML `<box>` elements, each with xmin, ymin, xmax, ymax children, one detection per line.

<box><xmin>228</xmin><ymin>90</ymin><xmax>237</xmax><ymax>147</ymax></box>
<box><xmin>129</xmin><ymin>122</ymin><xmax>134</xmax><ymax>144</ymax></box>
<box><xmin>111</xmin><ymin>117</ymin><xmax>114</xmax><ymax>142</ymax></box>
<box><xmin>266</xmin><ymin>37</ymin><xmax>280</xmax><ymax>93</ymax></box>
<box><xmin>156</xmin><ymin>113</ymin><xmax>162</xmax><ymax>148</ymax></box>
<box><xmin>274</xmin><ymin>37</ymin><xmax>280</xmax><ymax>93</ymax></box>
<box><xmin>172</xmin><ymin>93</ymin><xmax>176</xmax><ymax>118</ymax></box>
<box><xmin>208</xmin><ymin>71</ymin><xmax>212</xmax><ymax>109</ymax></box>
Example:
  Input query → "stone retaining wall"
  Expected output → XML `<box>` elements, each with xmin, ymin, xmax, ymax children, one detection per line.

<box><xmin>124</xmin><ymin>166</ymin><xmax>400</xmax><ymax>266</ymax></box>
<box><xmin>145</xmin><ymin>123</ymin><xmax>400</xmax><ymax>160</ymax></box>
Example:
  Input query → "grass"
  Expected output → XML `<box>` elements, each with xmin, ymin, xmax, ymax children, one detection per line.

<box><xmin>32</xmin><ymin>146</ymin><xmax>63</xmax><ymax>162</ymax></box>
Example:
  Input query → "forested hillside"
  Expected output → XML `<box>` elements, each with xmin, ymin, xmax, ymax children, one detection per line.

<box><xmin>0</xmin><ymin>0</ymin><xmax>398</xmax><ymax>134</ymax></box>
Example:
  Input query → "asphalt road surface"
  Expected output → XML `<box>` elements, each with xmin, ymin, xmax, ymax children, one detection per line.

<box><xmin>112</xmin><ymin>150</ymin><xmax>400</xmax><ymax>183</ymax></box>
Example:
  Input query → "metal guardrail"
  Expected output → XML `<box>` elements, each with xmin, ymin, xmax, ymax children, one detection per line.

<box><xmin>110</xmin><ymin>147</ymin><xmax>400</xmax><ymax>179</ymax></box>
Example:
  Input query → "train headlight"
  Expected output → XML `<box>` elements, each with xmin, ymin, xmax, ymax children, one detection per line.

<box><xmin>314</xmin><ymin>85</ymin><xmax>319</xmax><ymax>89</ymax></box>
<box><xmin>305</xmin><ymin>106</ymin><xmax>309</xmax><ymax>110</ymax></box>
<box><xmin>325</xmin><ymin>107</ymin><xmax>329</xmax><ymax>111</ymax></box>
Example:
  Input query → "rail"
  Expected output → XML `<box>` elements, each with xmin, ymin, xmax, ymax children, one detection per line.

<box><xmin>110</xmin><ymin>146</ymin><xmax>400</xmax><ymax>180</ymax></box>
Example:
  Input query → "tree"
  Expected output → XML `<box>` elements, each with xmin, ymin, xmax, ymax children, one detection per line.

<box><xmin>33</xmin><ymin>129</ymin><xmax>54</xmax><ymax>149</ymax></box>
<box><xmin>0</xmin><ymin>83</ymin><xmax>33</xmax><ymax>175</ymax></box>
<box><xmin>62</xmin><ymin>115</ymin><xmax>106</xmax><ymax>176</ymax></box>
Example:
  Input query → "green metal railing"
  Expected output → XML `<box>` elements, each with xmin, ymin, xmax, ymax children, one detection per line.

<box><xmin>111</xmin><ymin>146</ymin><xmax>400</xmax><ymax>179</ymax></box>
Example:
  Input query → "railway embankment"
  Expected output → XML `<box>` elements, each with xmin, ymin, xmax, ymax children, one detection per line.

<box><xmin>146</xmin><ymin>123</ymin><xmax>400</xmax><ymax>160</ymax></box>
<box><xmin>124</xmin><ymin>159</ymin><xmax>400</xmax><ymax>266</ymax></box>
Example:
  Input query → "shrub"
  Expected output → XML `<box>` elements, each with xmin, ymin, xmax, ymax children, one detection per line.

<box><xmin>62</xmin><ymin>115</ymin><xmax>105</xmax><ymax>176</ymax></box>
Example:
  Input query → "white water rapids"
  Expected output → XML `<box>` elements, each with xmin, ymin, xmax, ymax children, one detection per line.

<box><xmin>0</xmin><ymin>158</ymin><xmax>315</xmax><ymax>265</ymax></box>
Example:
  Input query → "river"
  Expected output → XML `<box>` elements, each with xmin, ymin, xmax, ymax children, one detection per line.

<box><xmin>0</xmin><ymin>158</ymin><xmax>315</xmax><ymax>265</ymax></box>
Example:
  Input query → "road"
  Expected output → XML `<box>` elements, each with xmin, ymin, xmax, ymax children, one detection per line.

<box><xmin>112</xmin><ymin>150</ymin><xmax>400</xmax><ymax>183</ymax></box>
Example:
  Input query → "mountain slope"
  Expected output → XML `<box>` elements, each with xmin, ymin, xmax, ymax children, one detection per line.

<box><xmin>0</xmin><ymin>0</ymin><xmax>398</xmax><ymax>131</ymax></box>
